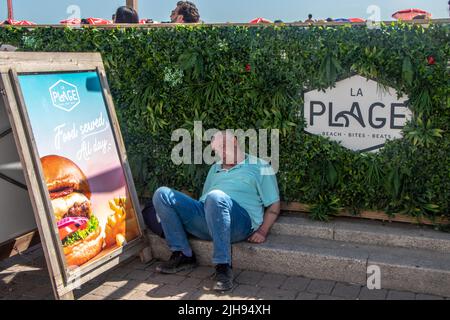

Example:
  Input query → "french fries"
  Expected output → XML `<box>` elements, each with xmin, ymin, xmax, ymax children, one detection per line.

<box><xmin>105</xmin><ymin>197</ymin><xmax>127</xmax><ymax>248</ymax></box>
<box><xmin>116</xmin><ymin>234</ymin><xmax>126</xmax><ymax>247</ymax></box>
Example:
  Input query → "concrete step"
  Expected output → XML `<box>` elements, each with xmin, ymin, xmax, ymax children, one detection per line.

<box><xmin>271</xmin><ymin>214</ymin><xmax>450</xmax><ymax>253</ymax></box>
<box><xmin>147</xmin><ymin>231</ymin><xmax>450</xmax><ymax>297</ymax></box>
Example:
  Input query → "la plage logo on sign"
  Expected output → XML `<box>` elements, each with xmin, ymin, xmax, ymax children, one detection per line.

<box><xmin>303</xmin><ymin>75</ymin><xmax>412</xmax><ymax>152</ymax></box>
<box><xmin>49</xmin><ymin>80</ymin><xmax>80</xmax><ymax>112</ymax></box>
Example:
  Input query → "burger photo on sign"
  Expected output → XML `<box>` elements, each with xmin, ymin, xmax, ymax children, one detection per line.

<box><xmin>41</xmin><ymin>155</ymin><xmax>127</xmax><ymax>267</ymax></box>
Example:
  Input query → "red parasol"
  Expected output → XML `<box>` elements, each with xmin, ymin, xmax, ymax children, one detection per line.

<box><xmin>60</xmin><ymin>18</ymin><xmax>82</xmax><ymax>25</ymax></box>
<box><xmin>2</xmin><ymin>19</ymin><xmax>36</xmax><ymax>25</ymax></box>
<box><xmin>3</xmin><ymin>0</ymin><xmax>35</xmax><ymax>25</ymax></box>
<box><xmin>348</xmin><ymin>18</ymin><xmax>366</xmax><ymax>23</ymax></box>
<box><xmin>60</xmin><ymin>18</ymin><xmax>112</xmax><ymax>25</ymax></box>
<box><xmin>85</xmin><ymin>18</ymin><xmax>112</xmax><ymax>25</ymax></box>
<box><xmin>392</xmin><ymin>9</ymin><xmax>431</xmax><ymax>20</ymax></box>
<box><xmin>249</xmin><ymin>17</ymin><xmax>272</xmax><ymax>24</ymax></box>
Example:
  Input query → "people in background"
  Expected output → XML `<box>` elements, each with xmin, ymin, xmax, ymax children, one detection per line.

<box><xmin>305</xmin><ymin>14</ymin><xmax>314</xmax><ymax>23</ymax></box>
<box><xmin>114</xmin><ymin>6</ymin><xmax>139</xmax><ymax>23</ymax></box>
<box><xmin>170</xmin><ymin>1</ymin><xmax>200</xmax><ymax>23</ymax></box>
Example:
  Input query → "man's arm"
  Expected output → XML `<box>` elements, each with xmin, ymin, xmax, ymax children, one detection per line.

<box><xmin>248</xmin><ymin>201</ymin><xmax>280</xmax><ymax>244</ymax></box>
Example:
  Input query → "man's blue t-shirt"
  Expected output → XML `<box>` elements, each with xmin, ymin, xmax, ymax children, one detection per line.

<box><xmin>199</xmin><ymin>154</ymin><xmax>280</xmax><ymax>230</ymax></box>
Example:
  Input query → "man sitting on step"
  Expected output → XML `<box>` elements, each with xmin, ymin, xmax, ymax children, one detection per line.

<box><xmin>152</xmin><ymin>130</ymin><xmax>280</xmax><ymax>291</ymax></box>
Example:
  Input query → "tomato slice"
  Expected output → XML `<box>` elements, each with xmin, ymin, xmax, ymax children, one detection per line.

<box><xmin>57</xmin><ymin>217</ymin><xmax>88</xmax><ymax>241</ymax></box>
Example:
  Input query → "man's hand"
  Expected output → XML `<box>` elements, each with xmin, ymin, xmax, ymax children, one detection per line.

<box><xmin>247</xmin><ymin>201</ymin><xmax>280</xmax><ymax>244</ymax></box>
<box><xmin>248</xmin><ymin>229</ymin><xmax>267</xmax><ymax>244</ymax></box>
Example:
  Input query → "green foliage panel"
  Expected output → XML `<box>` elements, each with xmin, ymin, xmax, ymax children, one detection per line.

<box><xmin>1</xmin><ymin>23</ymin><xmax>449</xmax><ymax>222</ymax></box>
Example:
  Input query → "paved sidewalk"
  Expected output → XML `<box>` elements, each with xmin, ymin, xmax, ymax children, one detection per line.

<box><xmin>0</xmin><ymin>245</ymin><xmax>447</xmax><ymax>300</ymax></box>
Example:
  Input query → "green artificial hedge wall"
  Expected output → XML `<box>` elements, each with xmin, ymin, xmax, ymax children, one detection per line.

<box><xmin>1</xmin><ymin>23</ymin><xmax>449</xmax><ymax>222</ymax></box>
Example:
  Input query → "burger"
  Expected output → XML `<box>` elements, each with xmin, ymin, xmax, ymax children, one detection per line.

<box><xmin>41</xmin><ymin>155</ymin><xmax>103</xmax><ymax>267</ymax></box>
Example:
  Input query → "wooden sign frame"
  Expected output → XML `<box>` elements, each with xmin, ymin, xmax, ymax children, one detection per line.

<box><xmin>0</xmin><ymin>52</ymin><xmax>151</xmax><ymax>300</ymax></box>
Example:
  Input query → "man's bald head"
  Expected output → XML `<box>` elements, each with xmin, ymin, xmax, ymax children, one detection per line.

<box><xmin>211</xmin><ymin>131</ymin><xmax>244</xmax><ymax>165</ymax></box>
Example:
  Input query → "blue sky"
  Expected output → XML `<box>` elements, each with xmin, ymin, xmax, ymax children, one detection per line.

<box><xmin>2</xmin><ymin>0</ymin><xmax>447</xmax><ymax>23</ymax></box>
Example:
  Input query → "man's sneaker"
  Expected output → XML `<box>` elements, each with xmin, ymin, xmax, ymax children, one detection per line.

<box><xmin>212</xmin><ymin>264</ymin><xmax>233</xmax><ymax>291</ymax></box>
<box><xmin>156</xmin><ymin>251</ymin><xmax>197</xmax><ymax>274</ymax></box>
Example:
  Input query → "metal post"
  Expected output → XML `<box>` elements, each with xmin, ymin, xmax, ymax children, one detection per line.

<box><xmin>7</xmin><ymin>0</ymin><xmax>13</xmax><ymax>20</ymax></box>
<box><xmin>126</xmin><ymin>0</ymin><xmax>138</xmax><ymax>12</ymax></box>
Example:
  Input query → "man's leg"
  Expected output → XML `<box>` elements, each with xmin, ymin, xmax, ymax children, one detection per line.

<box><xmin>203</xmin><ymin>190</ymin><xmax>252</xmax><ymax>291</ymax></box>
<box><xmin>203</xmin><ymin>190</ymin><xmax>253</xmax><ymax>265</ymax></box>
<box><xmin>152</xmin><ymin>186</ymin><xmax>208</xmax><ymax>273</ymax></box>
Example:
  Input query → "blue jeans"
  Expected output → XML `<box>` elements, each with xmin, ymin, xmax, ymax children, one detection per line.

<box><xmin>152</xmin><ymin>187</ymin><xmax>253</xmax><ymax>265</ymax></box>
